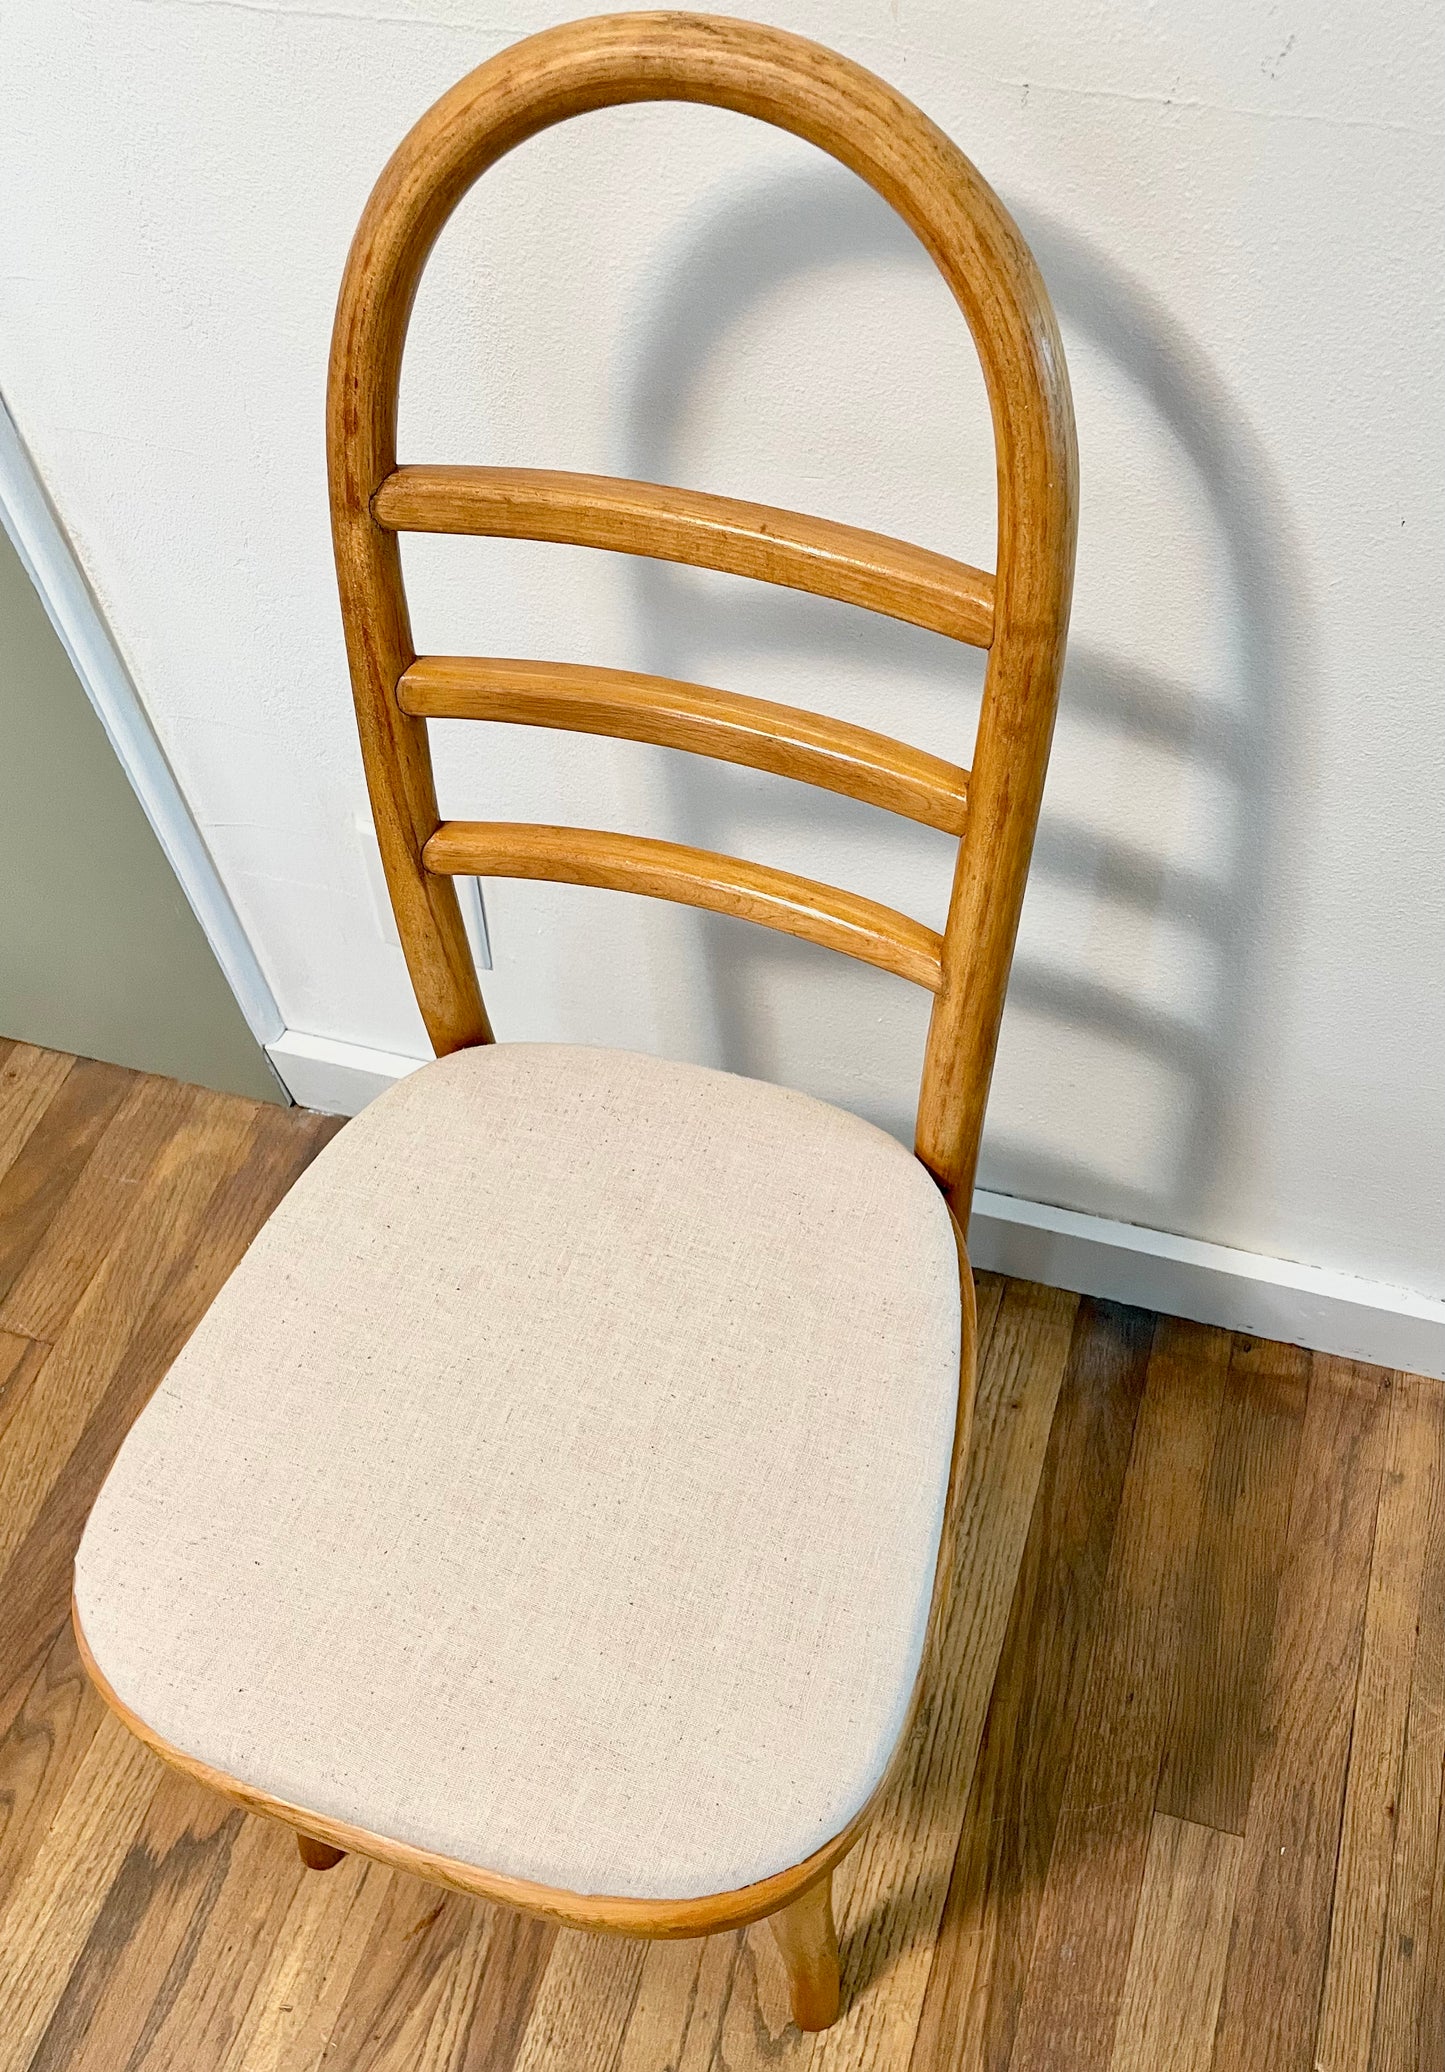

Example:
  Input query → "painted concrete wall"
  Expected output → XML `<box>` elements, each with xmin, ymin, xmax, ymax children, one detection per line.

<box><xmin>0</xmin><ymin>521</ymin><xmax>280</xmax><ymax>1099</ymax></box>
<box><xmin>0</xmin><ymin>3</ymin><xmax>1440</xmax><ymax>1290</ymax></box>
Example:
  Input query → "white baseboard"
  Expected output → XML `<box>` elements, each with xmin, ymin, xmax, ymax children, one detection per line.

<box><xmin>969</xmin><ymin>1190</ymin><xmax>1445</xmax><ymax>1383</ymax></box>
<box><xmin>265</xmin><ymin>1028</ymin><xmax>425</xmax><ymax>1115</ymax></box>
<box><xmin>268</xmin><ymin>1027</ymin><xmax>1445</xmax><ymax>1381</ymax></box>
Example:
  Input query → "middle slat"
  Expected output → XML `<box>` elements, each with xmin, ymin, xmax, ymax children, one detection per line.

<box><xmin>399</xmin><ymin>657</ymin><xmax>970</xmax><ymax>834</ymax></box>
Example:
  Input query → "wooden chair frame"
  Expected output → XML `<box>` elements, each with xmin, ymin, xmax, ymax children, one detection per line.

<box><xmin>77</xmin><ymin>11</ymin><xmax>1076</xmax><ymax>2033</ymax></box>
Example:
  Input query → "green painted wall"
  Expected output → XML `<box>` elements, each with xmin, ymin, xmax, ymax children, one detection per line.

<box><xmin>0</xmin><ymin>524</ymin><xmax>281</xmax><ymax>1101</ymax></box>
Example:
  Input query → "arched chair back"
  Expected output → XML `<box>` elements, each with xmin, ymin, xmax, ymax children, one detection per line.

<box><xmin>327</xmin><ymin>11</ymin><xmax>1077</xmax><ymax>1214</ymax></box>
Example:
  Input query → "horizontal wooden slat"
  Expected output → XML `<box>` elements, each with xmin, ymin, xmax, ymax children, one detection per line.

<box><xmin>373</xmin><ymin>467</ymin><xmax>995</xmax><ymax>648</ymax></box>
<box><xmin>423</xmin><ymin>821</ymin><xmax>945</xmax><ymax>990</ymax></box>
<box><xmin>399</xmin><ymin>657</ymin><xmax>970</xmax><ymax>835</ymax></box>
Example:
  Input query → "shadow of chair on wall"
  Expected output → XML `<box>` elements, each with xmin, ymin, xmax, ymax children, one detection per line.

<box><xmin>617</xmin><ymin>161</ymin><xmax>1308</xmax><ymax>1236</ymax></box>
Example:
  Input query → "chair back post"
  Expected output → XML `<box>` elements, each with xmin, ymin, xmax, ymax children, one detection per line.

<box><xmin>328</xmin><ymin>12</ymin><xmax>1077</xmax><ymax>1212</ymax></box>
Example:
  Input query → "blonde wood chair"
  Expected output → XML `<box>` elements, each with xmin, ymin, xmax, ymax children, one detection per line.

<box><xmin>73</xmin><ymin>13</ymin><xmax>1075</xmax><ymax>2033</ymax></box>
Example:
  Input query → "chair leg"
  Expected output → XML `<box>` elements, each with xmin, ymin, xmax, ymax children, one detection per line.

<box><xmin>297</xmin><ymin>1831</ymin><xmax>347</xmax><ymax>1871</ymax></box>
<box><xmin>767</xmin><ymin>1872</ymin><xmax>841</xmax><ymax>2031</ymax></box>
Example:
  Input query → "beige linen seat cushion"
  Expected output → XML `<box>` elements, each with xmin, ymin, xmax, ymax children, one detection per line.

<box><xmin>75</xmin><ymin>1043</ymin><xmax>962</xmax><ymax>1901</ymax></box>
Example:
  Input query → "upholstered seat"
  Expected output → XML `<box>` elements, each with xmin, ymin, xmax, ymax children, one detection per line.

<box><xmin>75</xmin><ymin>1043</ymin><xmax>962</xmax><ymax>1902</ymax></box>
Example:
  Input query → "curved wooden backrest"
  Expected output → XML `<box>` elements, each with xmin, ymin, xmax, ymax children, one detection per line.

<box><xmin>328</xmin><ymin>10</ymin><xmax>1077</xmax><ymax>1214</ymax></box>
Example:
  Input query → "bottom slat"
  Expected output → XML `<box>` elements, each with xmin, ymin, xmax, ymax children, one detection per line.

<box><xmin>422</xmin><ymin>821</ymin><xmax>944</xmax><ymax>991</ymax></box>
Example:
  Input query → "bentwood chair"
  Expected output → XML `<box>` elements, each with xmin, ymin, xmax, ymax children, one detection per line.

<box><xmin>73</xmin><ymin>12</ymin><xmax>1075</xmax><ymax>2033</ymax></box>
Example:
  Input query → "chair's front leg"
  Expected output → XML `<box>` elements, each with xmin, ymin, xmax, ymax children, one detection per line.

<box><xmin>767</xmin><ymin>1871</ymin><xmax>841</xmax><ymax>2030</ymax></box>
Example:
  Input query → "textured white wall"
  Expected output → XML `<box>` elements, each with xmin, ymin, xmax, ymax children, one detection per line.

<box><xmin>1</xmin><ymin>2</ymin><xmax>1441</xmax><ymax>1291</ymax></box>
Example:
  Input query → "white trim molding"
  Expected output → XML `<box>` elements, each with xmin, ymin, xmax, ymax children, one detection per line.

<box><xmin>0</xmin><ymin>392</ymin><xmax>285</xmax><ymax>1047</ymax></box>
<box><xmin>969</xmin><ymin>1190</ymin><xmax>1445</xmax><ymax>1384</ymax></box>
<box><xmin>265</xmin><ymin>1028</ymin><xmax>425</xmax><ymax>1116</ymax></box>
<box><xmin>267</xmin><ymin>1028</ymin><xmax>1445</xmax><ymax>1382</ymax></box>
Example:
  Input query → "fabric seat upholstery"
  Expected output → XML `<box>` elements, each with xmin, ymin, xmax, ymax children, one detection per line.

<box><xmin>75</xmin><ymin>1043</ymin><xmax>962</xmax><ymax>1901</ymax></box>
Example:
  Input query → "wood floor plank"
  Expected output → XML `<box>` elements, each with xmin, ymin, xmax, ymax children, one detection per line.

<box><xmin>909</xmin><ymin>1298</ymin><xmax>1155</xmax><ymax>2072</ymax></box>
<box><xmin>1316</xmin><ymin>1369</ymin><xmax>1443</xmax><ymax>2071</ymax></box>
<box><xmin>615</xmin><ymin>1932</ymin><xmax>751</xmax><ymax>2072</ymax></box>
<box><xmin>212</xmin><ymin>1850</ymin><xmax>389</xmax><ymax>2072</ymax></box>
<box><xmin>1157</xmin><ymin>1333</ymin><xmax>1310</xmax><ymax>1832</ymax></box>
<box><xmin>1418</xmin><ymin>1792</ymin><xmax>1445</xmax><ymax>2072</ymax></box>
<box><xmin>0</xmin><ymin>1059</ymin><xmax>134</xmax><ymax>1312</ymax></box>
<box><xmin>1211</xmin><ymin>1354</ymin><xmax>1392</xmax><ymax>2072</ymax></box>
<box><xmin>0</xmin><ymin>1083</ymin><xmax>256</xmax><ymax>1577</ymax></box>
<box><xmin>450</xmin><ymin>1904</ymin><xmax>566</xmax><ymax>2072</ymax></box>
<box><xmin>1368</xmin><ymin>1374</ymin><xmax>1445</xmax><ymax>2072</ymax></box>
<box><xmin>316</xmin><ymin>1885</ymin><xmax>485</xmax><ymax>2072</ymax></box>
<box><xmin>0</xmin><ymin>1331</ymin><xmax>50</xmax><ymax>1440</ymax></box>
<box><xmin>0</xmin><ymin>1622</ymin><xmax>103</xmax><ymax>1926</ymax></box>
<box><xmin>308</xmin><ymin>1868</ymin><xmax>554</xmax><ymax>2072</ymax></box>
<box><xmin>1107</xmin><ymin>1814</ymin><xmax>1241</xmax><ymax>2072</ymax></box>
<box><xmin>0</xmin><ymin>1071</ymin><xmax>215</xmax><ymax>1342</ymax></box>
<box><xmin>23</xmin><ymin>1766</ymin><xmax>245</xmax><ymax>2072</ymax></box>
<box><xmin>0</xmin><ymin>1046</ymin><xmax>75</xmax><ymax>1186</ymax></box>
<box><xmin>0</xmin><ymin>1709</ymin><xmax>161</xmax><ymax>2072</ymax></box>
<box><xmin>1005</xmin><ymin>1317</ymin><xmax>1232</xmax><ymax>2072</ymax></box>
<box><xmin>717</xmin><ymin>1925</ymin><xmax>805</xmax><ymax>2066</ymax></box>
<box><xmin>487</xmin><ymin>1923</ymin><xmax>639</xmax><ymax>2072</ymax></box>
<box><xmin>0</xmin><ymin>1100</ymin><xmax>338</xmax><ymax>1740</ymax></box>
<box><xmin>120</xmin><ymin>1807</ymin><xmax>312</xmax><ymax>2071</ymax></box>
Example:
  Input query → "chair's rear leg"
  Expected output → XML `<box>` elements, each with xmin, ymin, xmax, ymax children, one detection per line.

<box><xmin>767</xmin><ymin>1871</ymin><xmax>841</xmax><ymax>2030</ymax></box>
<box><xmin>297</xmin><ymin>1831</ymin><xmax>347</xmax><ymax>1871</ymax></box>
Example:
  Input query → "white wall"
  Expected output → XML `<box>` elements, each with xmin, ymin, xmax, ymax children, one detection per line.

<box><xmin>1</xmin><ymin>1</ymin><xmax>1441</xmax><ymax>1297</ymax></box>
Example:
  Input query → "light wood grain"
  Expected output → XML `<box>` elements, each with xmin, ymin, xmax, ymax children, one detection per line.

<box><xmin>1212</xmin><ymin>1354</ymin><xmax>1391</xmax><ymax>2072</ymax></box>
<box><xmin>0</xmin><ymin>1712</ymin><xmax>159</xmax><ymax>2072</ymax></box>
<box><xmin>0</xmin><ymin>1060</ymin><xmax>132</xmax><ymax>1314</ymax></box>
<box><xmin>510</xmin><ymin>1928</ymin><xmax>646</xmax><ymax>2072</ymax></box>
<box><xmin>0</xmin><ymin>1047</ymin><xmax>75</xmax><ymax>1188</ymax></box>
<box><xmin>912</xmin><ymin>1299</ymin><xmax>1155</xmax><ymax>2072</ymax></box>
<box><xmin>399</xmin><ymin>655</ymin><xmax>971</xmax><ymax>833</ymax></box>
<box><xmin>1419</xmin><ymin>1815</ymin><xmax>1445</xmax><ymax>2072</ymax></box>
<box><xmin>0</xmin><ymin>1331</ymin><xmax>50</xmax><ymax>1447</ymax></box>
<box><xmin>1367</xmin><ymin>1379</ymin><xmax>1445</xmax><ymax>2072</ymax></box>
<box><xmin>1107</xmin><ymin>1814</ymin><xmax>1241</xmax><ymax>2072</ymax></box>
<box><xmin>375</xmin><ymin>467</ymin><xmax>996</xmax><ymax>647</ymax></box>
<box><xmin>24</xmin><ymin>1768</ymin><xmax>242</xmax><ymax>2072</ymax></box>
<box><xmin>0</xmin><ymin>1624</ymin><xmax>101</xmax><ymax>1925</ymax></box>
<box><xmin>313</xmin><ymin>1884</ymin><xmax>535</xmax><ymax>2072</ymax></box>
<box><xmin>613</xmin><ymin>1931</ymin><xmax>748</xmax><ymax>2072</ymax></box>
<box><xmin>0</xmin><ymin>1090</ymin><xmax>257</xmax><ymax>1580</ymax></box>
<box><xmin>1156</xmin><ymin>1332</ymin><xmax>1309</xmax><ymax>1832</ymax></box>
<box><xmin>121</xmin><ymin>1813</ymin><xmax>313</xmax><ymax>2072</ymax></box>
<box><xmin>1318</xmin><ymin>1369</ymin><xmax>1444</xmax><ymax>2071</ymax></box>
<box><xmin>213</xmin><ymin>1851</ymin><xmax>387</xmax><ymax>2072</ymax></box>
<box><xmin>0</xmin><ymin>1072</ymin><xmax>204</xmax><ymax>1342</ymax></box>
<box><xmin>423</xmin><ymin>821</ymin><xmax>945</xmax><ymax>991</ymax></box>
<box><xmin>1006</xmin><ymin>1318</ymin><xmax>1232</xmax><ymax>2071</ymax></box>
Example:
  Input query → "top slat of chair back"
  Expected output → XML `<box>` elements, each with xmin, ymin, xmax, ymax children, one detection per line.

<box><xmin>327</xmin><ymin>10</ymin><xmax>1077</xmax><ymax>1214</ymax></box>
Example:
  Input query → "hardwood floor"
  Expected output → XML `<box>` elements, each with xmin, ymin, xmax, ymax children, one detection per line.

<box><xmin>0</xmin><ymin>1035</ymin><xmax>1439</xmax><ymax>2070</ymax></box>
